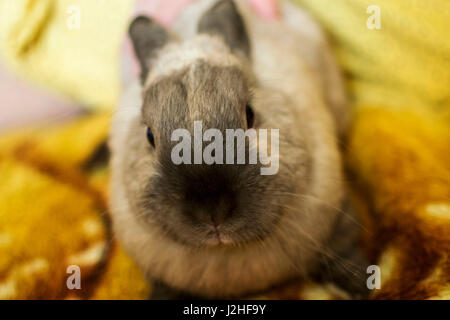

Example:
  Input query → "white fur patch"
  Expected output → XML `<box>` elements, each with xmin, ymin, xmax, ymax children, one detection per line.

<box><xmin>145</xmin><ymin>36</ymin><xmax>242</xmax><ymax>86</ymax></box>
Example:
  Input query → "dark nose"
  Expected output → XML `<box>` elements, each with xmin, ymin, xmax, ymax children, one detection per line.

<box><xmin>182</xmin><ymin>168</ymin><xmax>236</xmax><ymax>226</ymax></box>
<box><xmin>186</xmin><ymin>195</ymin><xmax>234</xmax><ymax>226</ymax></box>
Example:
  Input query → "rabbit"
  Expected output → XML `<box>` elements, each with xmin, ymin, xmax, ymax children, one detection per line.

<box><xmin>109</xmin><ymin>0</ymin><xmax>368</xmax><ymax>299</ymax></box>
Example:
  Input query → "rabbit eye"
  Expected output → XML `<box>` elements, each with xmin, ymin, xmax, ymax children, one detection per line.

<box><xmin>246</xmin><ymin>104</ymin><xmax>254</xmax><ymax>128</ymax></box>
<box><xmin>146</xmin><ymin>127</ymin><xmax>155</xmax><ymax>147</ymax></box>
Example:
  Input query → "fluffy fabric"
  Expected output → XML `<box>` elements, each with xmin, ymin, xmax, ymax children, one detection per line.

<box><xmin>0</xmin><ymin>115</ymin><xmax>149</xmax><ymax>299</ymax></box>
<box><xmin>293</xmin><ymin>0</ymin><xmax>450</xmax><ymax>298</ymax></box>
<box><xmin>294</xmin><ymin>0</ymin><xmax>450</xmax><ymax>113</ymax></box>
<box><xmin>0</xmin><ymin>0</ymin><xmax>133</xmax><ymax>110</ymax></box>
<box><xmin>0</xmin><ymin>107</ymin><xmax>448</xmax><ymax>299</ymax></box>
<box><xmin>347</xmin><ymin>107</ymin><xmax>450</xmax><ymax>299</ymax></box>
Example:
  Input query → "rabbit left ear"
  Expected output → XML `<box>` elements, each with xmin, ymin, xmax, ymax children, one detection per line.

<box><xmin>129</xmin><ymin>16</ymin><xmax>169</xmax><ymax>83</ymax></box>
<box><xmin>197</xmin><ymin>0</ymin><xmax>250</xmax><ymax>57</ymax></box>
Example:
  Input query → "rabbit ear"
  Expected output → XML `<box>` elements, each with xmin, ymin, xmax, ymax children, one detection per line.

<box><xmin>129</xmin><ymin>16</ymin><xmax>169</xmax><ymax>83</ymax></box>
<box><xmin>198</xmin><ymin>0</ymin><xmax>250</xmax><ymax>57</ymax></box>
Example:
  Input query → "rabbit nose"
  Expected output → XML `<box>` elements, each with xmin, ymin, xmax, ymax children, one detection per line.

<box><xmin>176</xmin><ymin>163</ymin><xmax>238</xmax><ymax>226</ymax></box>
<box><xmin>188</xmin><ymin>196</ymin><xmax>235</xmax><ymax>226</ymax></box>
<box><xmin>183</xmin><ymin>187</ymin><xmax>236</xmax><ymax>226</ymax></box>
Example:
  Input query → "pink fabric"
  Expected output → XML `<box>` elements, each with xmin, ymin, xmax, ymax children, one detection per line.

<box><xmin>133</xmin><ymin>0</ymin><xmax>278</xmax><ymax>26</ymax></box>
<box><xmin>133</xmin><ymin>0</ymin><xmax>196</xmax><ymax>27</ymax></box>
<box><xmin>247</xmin><ymin>0</ymin><xmax>279</xmax><ymax>20</ymax></box>
<box><xmin>0</xmin><ymin>63</ymin><xmax>82</xmax><ymax>132</ymax></box>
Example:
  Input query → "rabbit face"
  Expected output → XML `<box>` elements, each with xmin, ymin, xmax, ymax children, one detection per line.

<box><xmin>119</xmin><ymin>56</ymin><xmax>311</xmax><ymax>247</ymax></box>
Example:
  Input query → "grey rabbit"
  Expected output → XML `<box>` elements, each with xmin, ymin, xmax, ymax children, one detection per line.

<box><xmin>109</xmin><ymin>0</ymin><xmax>369</xmax><ymax>299</ymax></box>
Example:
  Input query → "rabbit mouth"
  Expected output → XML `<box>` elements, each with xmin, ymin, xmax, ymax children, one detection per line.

<box><xmin>157</xmin><ymin>204</ymin><xmax>285</xmax><ymax>248</ymax></box>
<box><xmin>199</xmin><ymin>212</ymin><xmax>282</xmax><ymax>248</ymax></box>
<box><xmin>204</xmin><ymin>228</ymin><xmax>234</xmax><ymax>246</ymax></box>
<box><xmin>136</xmin><ymin>193</ymin><xmax>286</xmax><ymax>248</ymax></box>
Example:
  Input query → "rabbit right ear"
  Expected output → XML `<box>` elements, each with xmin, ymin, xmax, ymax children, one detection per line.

<box><xmin>198</xmin><ymin>0</ymin><xmax>250</xmax><ymax>57</ymax></box>
<box><xmin>129</xmin><ymin>16</ymin><xmax>169</xmax><ymax>83</ymax></box>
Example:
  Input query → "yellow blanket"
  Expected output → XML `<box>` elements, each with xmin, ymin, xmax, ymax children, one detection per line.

<box><xmin>0</xmin><ymin>0</ymin><xmax>449</xmax><ymax>299</ymax></box>
<box><xmin>0</xmin><ymin>115</ymin><xmax>150</xmax><ymax>299</ymax></box>
<box><xmin>0</xmin><ymin>0</ymin><xmax>133</xmax><ymax>110</ymax></box>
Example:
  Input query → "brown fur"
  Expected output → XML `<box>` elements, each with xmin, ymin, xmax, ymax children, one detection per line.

<box><xmin>109</xmin><ymin>0</ymin><xmax>357</xmax><ymax>298</ymax></box>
